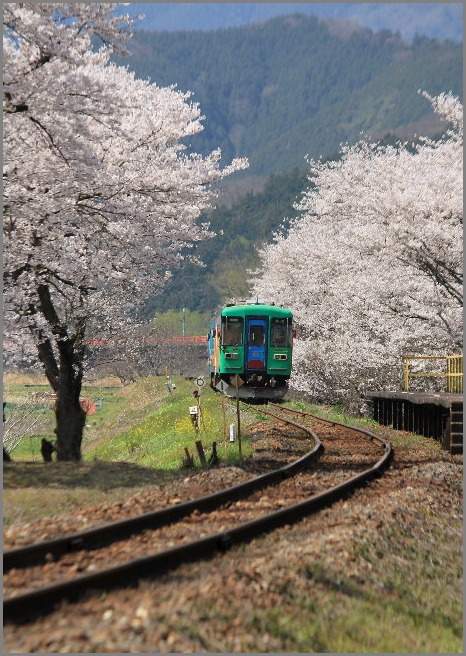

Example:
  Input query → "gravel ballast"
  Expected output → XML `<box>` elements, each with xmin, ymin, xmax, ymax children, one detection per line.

<box><xmin>3</xmin><ymin>421</ymin><xmax>463</xmax><ymax>653</ymax></box>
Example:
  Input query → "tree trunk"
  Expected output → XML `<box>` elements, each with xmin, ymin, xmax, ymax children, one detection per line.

<box><xmin>35</xmin><ymin>284</ymin><xmax>87</xmax><ymax>462</ymax></box>
<box><xmin>55</xmin><ymin>350</ymin><xmax>86</xmax><ymax>461</ymax></box>
<box><xmin>37</xmin><ymin>338</ymin><xmax>86</xmax><ymax>461</ymax></box>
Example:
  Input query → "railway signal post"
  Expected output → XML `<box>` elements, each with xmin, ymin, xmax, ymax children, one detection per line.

<box><xmin>231</xmin><ymin>374</ymin><xmax>243</xmax><ymax>458</ymax></box>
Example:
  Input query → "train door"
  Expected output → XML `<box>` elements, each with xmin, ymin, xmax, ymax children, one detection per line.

<box><xmin>246</xmin><ymin>318</ymin><xmax>267</xmax><ymax>370</ymax></box>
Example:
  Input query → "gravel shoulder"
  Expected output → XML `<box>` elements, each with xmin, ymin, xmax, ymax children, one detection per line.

<box><xmin>3</xmin><ymin>422</ymin><xmax>463</xmax><ymax>653</ymax></box>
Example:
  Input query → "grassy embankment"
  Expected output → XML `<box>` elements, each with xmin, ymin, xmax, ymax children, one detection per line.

<box><xmin>2</xmin><ymin>373</ymin><xmax>255</xmax><ymax>524</ymax></box>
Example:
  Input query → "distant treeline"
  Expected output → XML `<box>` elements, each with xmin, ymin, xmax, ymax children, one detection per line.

<box><xmin>120</xmin><ymin>14</ymin><xmax>462</xmax><ymax>178</ymax></box>
<box><xmin>142</xmin><ymin>168</ymin><xmax>309</xmax><ymax>316</ymax></box>
<box><xmin>126</xmin><ymin>13</ymin><xmax>462</xmax><ymax>316</ymax></box>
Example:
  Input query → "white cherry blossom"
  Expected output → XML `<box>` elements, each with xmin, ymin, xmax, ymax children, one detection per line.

<box><xmin>3</xmin><ymin>3</ymin><xmax>247</xmax><ymax>459</ymax></box>
<box><xmin>252</xmin><ymin>92</ymin><xmax>462</xmax><ymax>403</ymax></box>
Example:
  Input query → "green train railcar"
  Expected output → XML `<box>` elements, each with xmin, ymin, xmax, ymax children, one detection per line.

<box><xmin>208</xmin><ymin>303</ymin><xmax>294</xmax><ymax>400</ymax></box>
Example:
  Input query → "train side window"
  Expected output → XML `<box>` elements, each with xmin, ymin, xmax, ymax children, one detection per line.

<box><xmin>222</xmin><ymin>318</ymin><xmax>243</xmax><ymax>345</ymax></box>
<box><xmin>271</xmin><ymin>319</ymin><xmax>291</xmax><ymax>347</ymax></box>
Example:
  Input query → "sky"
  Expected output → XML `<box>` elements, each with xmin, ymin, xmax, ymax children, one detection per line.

<box><xmin>123</xmin><ymin>3</ymin><xmax>463</xmax><ymax>43</ymax></box>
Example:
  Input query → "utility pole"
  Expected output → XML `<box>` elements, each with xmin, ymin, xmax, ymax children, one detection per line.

<box><xmin>182</xmin><ymin>307</ymin><xmax>186</xmax><ymax>337</ymax></box>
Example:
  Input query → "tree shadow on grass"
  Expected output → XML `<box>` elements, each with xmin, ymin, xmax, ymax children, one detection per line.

<box><xmin>2</xmin><ymin>460</ymin><xmax>182</xmax><ymax>491</ymax></box>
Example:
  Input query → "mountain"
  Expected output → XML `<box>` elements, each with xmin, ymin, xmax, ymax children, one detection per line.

<box><xmin>114</xmin><ymin>11</ymin><xmax>462</xmax><ymax>316</ymax></box>
<box><xmin>118</xmin><ymin>14</ymin><xmax>462</xmax><ymax>180</ymax></box>
<box><xmin>124</xmin><ymin>3</ymin><xmax>463</xmax><ymax>43</ymax></box>
<box><xmin>143</xmin><ymin>168</ymin><xmax>310</xmax><ymax>316</ymax></box>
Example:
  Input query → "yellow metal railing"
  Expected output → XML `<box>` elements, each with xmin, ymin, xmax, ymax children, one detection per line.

<box><xmin>403</xmin><ymin>355</ymin><xmax>463</xmax><ymax>393</ymax></box>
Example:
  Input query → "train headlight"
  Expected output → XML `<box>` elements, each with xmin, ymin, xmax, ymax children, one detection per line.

<box><xmin>274</xmin><ymin>354</ymin><xmax>287</xmax><ymax>360</ymax></box>
<box><xmin>225</xmin><ymin>353</ymin><xmax>239</xmax><ymax>360</ymax></box>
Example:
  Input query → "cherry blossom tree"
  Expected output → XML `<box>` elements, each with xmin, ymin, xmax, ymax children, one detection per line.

<box><xmin>252</xmin><ymin>92</ymin><xmax>462</xmax><ymax>405</ymax></box>
<box><xmin>3</xmin><ymin>3</ymin><xmax>247</xmax><ymax>460</ymax></box>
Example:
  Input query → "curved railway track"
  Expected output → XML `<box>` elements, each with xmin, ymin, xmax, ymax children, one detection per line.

<box><xmin>4</xmin><ymin>404</ymin><xmax>392</xmax><ymax>624</ymax></box>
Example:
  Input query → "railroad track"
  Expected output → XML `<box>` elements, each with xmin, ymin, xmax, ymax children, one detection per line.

<box><xmin>4</xmin><ymin>404</ymin><xmax>392</xmax><ymax>624</ymax></box>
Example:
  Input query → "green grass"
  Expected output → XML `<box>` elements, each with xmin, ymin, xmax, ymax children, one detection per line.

<box><xmin>8</xmin><ymin>435</ymin><xmax>49</xmax><ymax>460</ymax></box>
<box><xmin>83</xmin><ymin>377</ymin><xmax>253</xmax><ymax>469</ymax></box>
<box><xmin>4</xmin><ymin>374</ymin><xmax>254</xmax><ymax>468</ymax></box>
<box><xmin>260</xmin><ymin>532</ymin><xmax>463</xmax><ymax>653</ymax></box>
<box><xmin>3</xmin><ymin>374</ymin><xmax>255</xmax><ymax>525</ymax></box>
<box><xmin>3</xmin><ymin>375</ymin><xmax>125</xmax><ymax>461</ymax></box>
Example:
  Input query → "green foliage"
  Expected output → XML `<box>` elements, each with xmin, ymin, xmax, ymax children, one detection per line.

<box><xmin>151</xmin><ymin>309</ymin><xmax>210</xmax><ymax>337</ymax></box>
<box><xmin>142</xmin><ymin>168</ymin><xmax>309</xmax><ymax>316</ymax></box>
<box><xmin>120</xmin><ymin>15</ymin><xmax>462</xmax><ymax>177</ymax></box>
<box><xmin>125</xmin><ymin>15</ymin><xmax>462</xmax><ymax>317</ymax></box>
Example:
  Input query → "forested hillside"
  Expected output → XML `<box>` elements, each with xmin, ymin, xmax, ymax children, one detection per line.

<box><xmin>121</xmin><ymin>14</ymin><xmax>462</xmax><ymax>178</ymax></box>
<box><xmin>124</xmin><ymin>14</ymin><xmax>462</xmax><ymax>318</ymax></box>
<box><xmin>143</xmin><ymin>168</ymin><xmax>309</xmax><ymax>317</ymax></box>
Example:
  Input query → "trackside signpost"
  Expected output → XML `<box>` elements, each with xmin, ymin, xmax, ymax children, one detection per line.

<box><xmin>231</xmin><ymin>374</ymin><xmax>243</xmax><ymax>458</ymax></box>
<box><xmin>189</xmin><ymin>378</ymin><xmax>205</xmax><ymax>433</ymax></box>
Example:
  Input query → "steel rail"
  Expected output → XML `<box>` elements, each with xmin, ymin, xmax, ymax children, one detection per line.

<box><xmin>4</xmin><ymin>428</ymin><xmax>321</xmax><ymax>572</ymax></box>
<box><xmin>268</xmin><ymin>403</ymin><xmax>391</xmax><ymax>445</ymax></box>
<box><xmin>4</xmin><ymin>410</ymin><xmax>392</xmax><ymax>624</ymax></box>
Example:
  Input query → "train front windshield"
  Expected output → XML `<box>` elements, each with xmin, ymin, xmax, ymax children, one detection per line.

<box><xmin>270</xmin><ymin>318</ymin><xmax>292</xmax><ymax>347</ymax></box>
<box><xmin>248</xmin><ymin>324</ymin><xmax>265</xmax><ymax>346</ymax></box>
<box><xmin>222</xmin><ymin>317</ymin><xmax>243</xmax><ymax>345</ymax></box>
